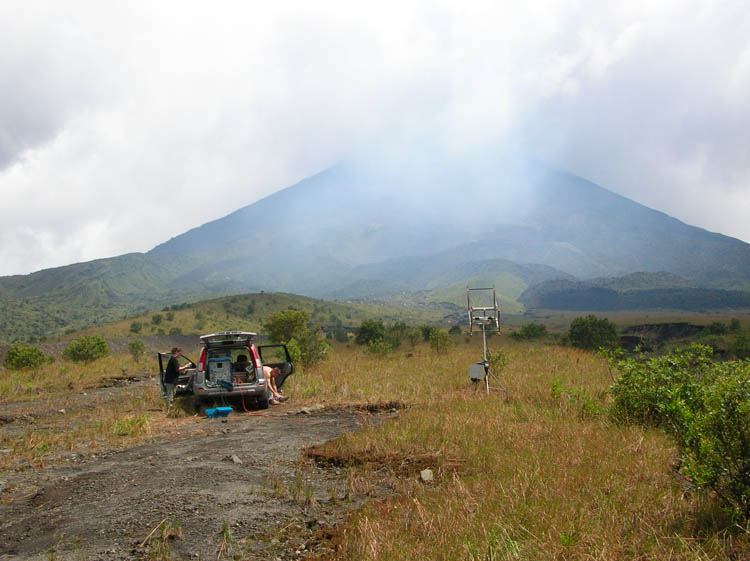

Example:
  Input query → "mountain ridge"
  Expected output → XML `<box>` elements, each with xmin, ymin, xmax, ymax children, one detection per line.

<box><xmin>2</xmin><ymin>156</ymin><xmax>750</xmax><ymax>340</ymax></box>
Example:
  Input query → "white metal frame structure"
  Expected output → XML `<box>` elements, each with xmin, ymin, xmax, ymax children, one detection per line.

<box><xmin>467</xmin><ymin>286</ymin><xmax>505</xmax><ymax>394</ymax></box>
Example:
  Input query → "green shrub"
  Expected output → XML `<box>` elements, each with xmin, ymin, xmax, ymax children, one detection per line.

<box><xmin>679</xmin><ymin>363</ymin><xmax>750</xmax><ymax>518</ymax></box>
<box><xmin>385</xmin><ymin>322</ymin><xmax>410</xmax><ymax>349</ymax></box>
<box><xmin>286</xmin><ymin>338</ymin><xmax>302</xmax><ymax>364</ymax></box>
<box><xmin>151</xmin><ymin>314</ymin><xmax>163</xmax><ymax>325</ymax></box>
<box><xmin>129</xmin><ymin>321</ymin><xmax>142</xmax><ymax>334</ymax></box>
<box><xmin>333</xmin><ymin>328</ymin><xmax>349</xmax><ymax>343</ymax></box>
<box><xmin>448</xmin><ymin>325</ymin><xmax>462</xmax><ymax>336</ymax></box>
<box><xmin>62</xmin><ymin>335</ymin><xmax>110</xmax><ymax>362</ymax></box>
<box><xmin>730</xmin><ymin>332</ymin><xmax>750</xmax><ymax>360</ymax></box>
<box><xmin>730</xmin><ymin>318</ymin><xmax>742</xmax><ymax>332</ymax></box>
<box><xmin>429</xmin><ymin>330</ymin><xmax>453</xmax><ymax>355</ymax></box>
<box><xmin>293</xmin><ymin>330</ymin><xmax>331</xmax><ymax>368</ymax></box>
<box><xmin>128</xmin><ymin>339</ymin><xmax>146</xmax><ymax>362</ymax></box>
<box><xmin>568</xmin><ymin>315</ymin><xmax>619</xmax><ymax>351</ymax></box>
<box><xmin>707</xmin><ymin>321</ymin><xmax>728</xmax><ymax>335</ymax></box>
<box><xmin>366</xmin><ymin>338</ymin><xmax>393</xmax><ymax>357</ymax></box>
<box><xmin>510</xmin><ymin>322</ymin><xmax>548</xmax><ymax>340</ymax></box>
<box><xmin>610</xmin><ymin>344</ymin><xmax>750</xmax><ymax>520</ymax></box>
<box><xmin>4</xmin><ymin>344</ymin><xmax>49</xmax><ymax>370</ymax></box>
<box><xmin>405</xmin><ymin>327</ymin><xmax>421</xmax><ymax>347</ymax></box>
<box><xmin>355</xmin><ymin>320</ymin><xmax>386</xmax><ymax>345</ymax></box>
<box><xmin>420</xmin><ymin>325</ymin><xmax>436</xmax><ymax>342</ymax></box>
<box><xmin>610</xmin><ymin>344</ymin><xmax>713</xmax><ymax>429</ymax></box>
<box><xmin>169</xmin><ymin>327</ymin><xmax>183</xmax><ymax>335</ymax></box>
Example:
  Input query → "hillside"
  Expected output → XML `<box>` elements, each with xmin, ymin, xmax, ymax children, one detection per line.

<box><xmin>520</xmin><ymin>273</ymin><xmax>750</xmax><ymax>311</ymax></box>
<box><xmin>3</xmin><ymin>154</ymin><xmax>750</xmax><ymax>340</ymax></box>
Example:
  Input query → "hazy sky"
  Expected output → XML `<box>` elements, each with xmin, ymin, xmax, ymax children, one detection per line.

<box><xmin>1</xmin><ymin>1</ymin><xmax>749</xmax><ymax>276</ymax></box>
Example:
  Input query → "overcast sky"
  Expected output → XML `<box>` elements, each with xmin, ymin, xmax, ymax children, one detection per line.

<box><xmin>1</xmin><ymin>1</ymin><xmax>749</xmax><ymax>276</ymax></box>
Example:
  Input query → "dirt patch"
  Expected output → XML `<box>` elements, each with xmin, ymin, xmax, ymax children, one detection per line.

<box><xmin>0</xmin><ymin>405</ymin><xmax>385</xmax><ymax>561</ymax></box>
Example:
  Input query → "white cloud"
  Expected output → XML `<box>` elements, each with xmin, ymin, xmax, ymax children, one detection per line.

<box><xmin>1</xmin><ymin>0</ymin><xmax>749</xmax><ymax>275</ymax></box>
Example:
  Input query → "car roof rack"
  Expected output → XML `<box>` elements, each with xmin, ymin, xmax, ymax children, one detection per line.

<box><xmin>199</xmin><ymin>331</ymin><xmax>257</xmax><ymax>344</ymax></box>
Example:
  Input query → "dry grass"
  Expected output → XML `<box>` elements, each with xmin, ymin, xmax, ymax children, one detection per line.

<box><xmin>0</xmin><ymin>354</ymin><xmax>155</xmax><ymax>402</ymax></box>
<box><xmin>300</xmin><ymin>338</ymin><xmax>750</xmax><ymax>560</ymax></box>
<box><xmin>2</xmin><ymin>335</ymin><xmax>748</xmax><ymax>558</ymax></box>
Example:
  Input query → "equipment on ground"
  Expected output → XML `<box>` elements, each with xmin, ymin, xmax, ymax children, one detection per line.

<box><xmin>467</xmin><ymin>286</ymin><xmax>506</xmax><ymax>394</ymax></box>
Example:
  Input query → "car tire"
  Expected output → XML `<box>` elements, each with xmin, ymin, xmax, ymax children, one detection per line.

<box><xmin>257</xmin><ymin>396</ymin><xmax>269</xmax><ymax>410</ymax></box>
<box><xmin>194</xmin><ymin>400</ymin><xmax>203</xmax><ymax>414</ymax></box>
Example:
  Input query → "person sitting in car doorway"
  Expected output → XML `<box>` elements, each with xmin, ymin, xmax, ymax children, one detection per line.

<box><xmin>164</xmin><ymin>347</ymin><xmax>189</xmax><ymax>408</ymax></box>
<box><xmin>262</xmin><ymin>365</ymin><xmax>288</xmax><ymax>405</ymax></box>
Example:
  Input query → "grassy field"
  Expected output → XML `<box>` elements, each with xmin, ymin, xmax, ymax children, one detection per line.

<box><xmin>2</xmin><ymin>332</ymin><xmax>748</xmax><ymax>559</ymax></box>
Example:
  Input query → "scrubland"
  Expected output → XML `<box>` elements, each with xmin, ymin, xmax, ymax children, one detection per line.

<box><xmin>2</xmin><ymin>335</ymin><xmax>748</xmax><ymax>559</ymax></box>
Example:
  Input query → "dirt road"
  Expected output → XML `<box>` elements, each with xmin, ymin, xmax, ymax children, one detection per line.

<box><xmin>0</xmin><ymin>405</ymin><xmax>374</xmax><ymax>560</ymax></box>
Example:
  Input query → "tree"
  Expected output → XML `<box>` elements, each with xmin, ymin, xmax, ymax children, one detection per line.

<box><xmin>4</xmin><ymin>344</ymin><xmax>49</xmax><ymax>370</ymax></box>
<box><xmin>568</xmin><ymin>315</ymin><xmax>619</xmax><ymax>351</ymax></box>
<box><xmin>63</xmin><ymin>335</ymin><xmax>110</xmax><ymax>362</ymax></box>
<box><xmin>263</xmin><ymin>309</ymin><xmax>309</xmax><ymax>343</ymax></box>
<box><xmin>355</xmin><ymin>320</ymin><xmax>386</xmax><ymax>345</ymax></box>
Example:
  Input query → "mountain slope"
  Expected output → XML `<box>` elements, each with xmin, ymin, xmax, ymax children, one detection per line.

<box><xmin>2</xmin><ymin>154</ymin><xmax>750</xmax><ymax>340</ymax></box>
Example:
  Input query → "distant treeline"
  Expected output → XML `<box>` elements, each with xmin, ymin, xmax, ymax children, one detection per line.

<box><xmin>521</xmin><ymin>283</ymin><xmax>750</xmax><ymax>311</ymax></box>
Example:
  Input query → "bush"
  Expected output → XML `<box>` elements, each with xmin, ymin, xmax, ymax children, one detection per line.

<box><xmin>420</xmin><ymin>325</ymin><xmax>436</xmax><ymax>342</ymax></box>
<box><xmin>151</xmin><ymin>314</ymin><xmax>163</xmax><ymax>325</ymax></box>
<box><xmin>405</xmin><ymin>327</ymin><xmax>421</xmax><ymax>347</ymax></box>
<box><xmin>385</xmin><ymin>322</ymin><xmax>410</xmax><ymax>349</ymax></box>
<box><xmin>293</xmin><ymin>330</ymin><xmax>331</xmax><ymax>368</ymax></box>
<box><xmin>169</xmin><ymin>327</ymin><xmax>183</xmax><ymax>335</ymax></box>
<box><xmin>679</xmin><ymin>364</ymin><xmax>750</xmax><ymax>518</ymax></box>
<box><xmin>128</xmin><ymin>339</ymin><xmax>145</xmax><ymax>362</ymax></box>
<box><xmin>730</xmin><ymin>318</ymin><xmax>742</xmax><ymax>332</ymax></box>
<box><xmin>263</xmin><ymin>309</ymin><xmax>309</xmax><ymax>343</ymax></box>
<box><xmin>730</xmin><ymin>332</ymin><xmax>750</xmax><ymax>360</ymax></box>
<box><xmin>355</xmin><ymin>320</ymin><xmax>386</xmax><ymax>345</ymax></box>
<box><xmin>510</xmin><ymin>322</ymin><xmax>548</xmax><ymax>340</ymax></box>
<box><xmin>610</xmin><ymin>344</ymin><xmax>713</xmax><ymax>428</ymax></box>
<box><xmin>333</xmin><ymin>328</ymin><xmax>349</xmax><ymax>343</ymax></box>
<box><xmin>429</xmin><ymin>330</ymin><xmax>453</xmax><ymax>354</ymax></box>
<box><xmin>610</xmin><ymin>344</ymin><xmax>750</xmax><ymax>519</ymax></box>
<box><xmin>707</xmin><ymin>321</ymin><xmax>728</xmax><ymax>335</ymax></box>
<box><xmin>62</xmin><ymin>335</ymin><xmax>110</xmax><ymax>362</ymax></box>
<box><xmin>448</xmin><ymin>325</ymin><xmax>462</xmax><ymax>336</ymax></box>
<box><xmin>366</xmin><ymin>338</ymin><xmax>393</xmax><ymax>357</ymax></box>
<box><xmin>4</xmin><ymin>344</ymin><xmax>49</xmax><ymax>370</ymax></box>
<box><xmin>129</xmin><ymin>321</ymin><xmax>142</xmax><ymax>334</ymax></box>
<box><xmin>568</xmin><ymin>315</ymin><xmax>619</xmax><ymax>351</ymax></box>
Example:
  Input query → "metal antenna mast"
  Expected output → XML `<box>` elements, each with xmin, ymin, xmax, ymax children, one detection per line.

<box><xmin>467</xmin><ymin>286</ymin><xmax>505</xmax><ymax>394</ymax></box>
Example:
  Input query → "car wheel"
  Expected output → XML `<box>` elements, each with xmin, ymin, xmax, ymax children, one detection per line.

<box><xmin>257</xmin><ymin>397</ymin><xmax>269</xmax><ymax>410</ymax></box>
<box><xmin>193</xmin><ymin>400</ymin><xmax>203</xmax><ymax>414</ymax></box>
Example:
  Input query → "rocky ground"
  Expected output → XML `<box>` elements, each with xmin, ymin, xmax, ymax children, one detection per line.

<box><xmin>0</xmin><ymin>393</ymin><xmax>387</xmax><ymax>561</ymax></box>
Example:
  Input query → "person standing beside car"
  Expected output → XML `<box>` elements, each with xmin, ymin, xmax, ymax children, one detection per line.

<box><xmin>164</xmin><ymin>347</ymin><xmax>189</xmax><ymax>408</ymax></box>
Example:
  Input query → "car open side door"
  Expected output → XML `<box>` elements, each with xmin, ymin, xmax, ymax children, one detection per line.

<box><xmin>257</xmin><ymin>344</ymin><xmax>295</xmax><ymax>390</ymax></box>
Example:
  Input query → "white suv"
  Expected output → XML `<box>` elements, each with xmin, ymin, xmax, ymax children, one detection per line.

<box><xmin>182</xmin><ymin>331</ymin><xmax>293</xmax><ymax>410</ymax></box>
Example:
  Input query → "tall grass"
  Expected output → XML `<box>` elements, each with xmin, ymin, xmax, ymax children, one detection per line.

<box><xmin>305</xmin><ymin>338</ymin><xmax>749</xmax><ymax>560</ymax></box>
